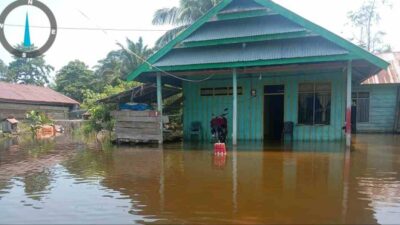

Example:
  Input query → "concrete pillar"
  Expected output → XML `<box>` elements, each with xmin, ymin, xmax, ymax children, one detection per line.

<box><xmin>232</xmin><ymin>69</ymin><xmax>238</xmax><ymax>146</ymax></box>
<box><xmin>157</xmin><ymin>73</ymin><xmax>163</xmax><ymax>144</ymax></box>
<box><xmin>346</xmin><ymin>61</ymin><xmax>352</xmax><ymax>148</ymax></box>
<box><xmin>232</xmin><ymin>146</ymin><xmax>238</xmax><ymax>213</ymax></box>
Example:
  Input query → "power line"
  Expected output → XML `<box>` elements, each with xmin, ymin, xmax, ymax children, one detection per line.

<box><xmin>73</xmin><ymin>7</ymin><xmax>215</xmax><ymax>83</ymax></box>
<box><xmin>3</xmin><ymin>23</ymin><xmax>170</xmax><ymax>32</ymax></box>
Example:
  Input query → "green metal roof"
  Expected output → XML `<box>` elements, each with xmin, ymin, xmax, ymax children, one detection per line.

<box><xmin>219</xmin><ymin>0</ymin><xmax>265</xmax><ymax>13</ymax></box>
<box><xmin>156</xmin><ymin>37</ymin><xmax>348</xmax><ymax>67</ymax></box>
<box><xmin>127</xmin><ymin>0</ymin><xmax>389</xmax><ymax>82</ymax></box>
<box><xmin>183</xmin><ymin>15</ymin><xmax>305</xmax><ymax>43</ymax></box>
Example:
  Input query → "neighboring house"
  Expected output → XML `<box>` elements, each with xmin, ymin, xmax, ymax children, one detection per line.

<box><xmin>353</xmin><ymin>52</ymin><xmax>400</xmax><ymax>133</ymax></box>
<box><xmin>128</xmin><ymin>0</ymin><xmax>389</xmax><ymax>143</ymax></box>
<box><xmin>0</xmin><ymin>82</ymin><xmax>79</xmax><ymax>120</ymax></box>
<box><xmin>1</xmin><ymin>117</ymin><xmax>19</xmax><ymax>134</ymax></box>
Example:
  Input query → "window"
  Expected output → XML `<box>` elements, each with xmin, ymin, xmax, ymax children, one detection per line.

<box><xmin>352</xmin><ymin>92</ymin><xmax>370</xmax><ymax>123</ymax></box>
<box><xmin>298</xmin><ymin>82</ymin><xmax>331</xmax><ymax>125</ymax></box>
<box><xmin>200</xmin><ymin>87</ymin><xmax>243</xmax><ymax>96</ymax></box>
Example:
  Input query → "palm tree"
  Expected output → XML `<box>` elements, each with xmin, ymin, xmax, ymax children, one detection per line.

<box><xmin>94</xmin><ymin>50</ymin><xmax>123</xmax><ymax>86</ymax></box>
<box><xmin>94</xmin><ymin>37</ymin><xmax>153</xmax><ymax>88</ymax></box>
<box><xmin>118</xmin><ymin>37</ymin><xmax>153</xmax><ymax>78</ymax></box>
<box><xmin>152</xmin><ymin>0</ymin><xmax>222</xmax><ymax>48</ymax></box>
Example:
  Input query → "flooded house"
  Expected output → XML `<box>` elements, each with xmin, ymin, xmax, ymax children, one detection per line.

<box><xmin>1</xmin><ymin>117</ymin><xmax>19</xmax><ymax>134</ymax></box>
<box><xmin>127</xmin><ymin>0</ymin><xmax>389</xmax><ymax>146</ymax></box>
<box><xmin>353</xmin><ymin>52</ymin><xmax>400</xmax><ymax>133</ymax></box>
<box><xmin>0</xmin><ymin>82</ymin><xmax>79</xmax><ymax>121</ymax></box>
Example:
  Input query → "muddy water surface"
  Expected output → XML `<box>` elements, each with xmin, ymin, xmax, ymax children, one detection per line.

<box><xmin>0</xmin><ymin>134</ymin><xmax>400</xmax><ymax>224</ymax></box>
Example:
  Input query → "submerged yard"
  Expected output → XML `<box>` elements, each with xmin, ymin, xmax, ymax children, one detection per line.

<box><xmin>0</xmin><ymin>134</ymin><xmax>399</xmax><ymax>224</ymax></box>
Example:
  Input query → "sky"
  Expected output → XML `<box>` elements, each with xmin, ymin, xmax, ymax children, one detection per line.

<box><xmin>0</xmin><ymin>0</ymin><xmax>399</xmax><ymax>79</ymax></box>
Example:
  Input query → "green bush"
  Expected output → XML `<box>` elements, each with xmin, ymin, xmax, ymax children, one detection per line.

<box><xmin>81</xmin><ymin>81</ymin><xmax>140</xmax><ymax>134</ymax></box>
<box><xmin>25</xmin><ymin>110</ymin><xmax>54</xmax><ymax>133</ymax></box>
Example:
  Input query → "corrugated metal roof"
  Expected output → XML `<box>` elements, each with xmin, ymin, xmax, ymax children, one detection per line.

<box><xmin>183</xmin><ymin>15</ymin><xmax>305</xmax><ymax>43</ymax></box>
<box><xmin>98</xmin><ymin>83</ymin><xmax>181</xmax><ymax>104</ymax></box>
<box><xmin>155</xmin><ymin>37</ymin><xmax>348</xmax><ymax>67</ymax></box>
<box><xmin>0</xmin><ymin>82</ymin><xmax>80</xmax><ymax>105</ymax></box>
<box><xmin>219</xmin><ymin>0</ymin><xmax>266</xmax><ymax>13</ymax></box>
<box><xmin>363</xmin><ymin>52</ymin><xmax>400</xmax><ymax>84</ymax></box>
<box><xmin>6</xmin><ymin>118</ymin><xmax>19</xmax><ymax>124</ymax></box>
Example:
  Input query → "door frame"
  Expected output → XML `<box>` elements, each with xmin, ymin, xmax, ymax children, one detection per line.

<box><xmin>263</xmin><ymin>84</ymin><xmax>286</xmax><ymax>140</ymax></box>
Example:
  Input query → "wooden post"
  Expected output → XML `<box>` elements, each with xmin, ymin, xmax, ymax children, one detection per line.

<box><xmin>157</xmin><ymin>73</ymin><xmax>163</xmax><ymax>144</ymax></box>
<box><xmin>346</xmin><ymin>61</ymin><xmax>352</xmax><ymax>148</ymax></box>
<box><xmin>233</xmin><ymin>69</ymin><xmax>238</xmax><ymax>146</ymax></box>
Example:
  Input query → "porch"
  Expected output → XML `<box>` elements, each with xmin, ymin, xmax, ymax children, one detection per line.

<box><xmin>127</xmin><ymin>0</ymin><xmax>388</xmax><ymax>146</ymax></box>
<box><xmin>147</xmin><ymin>61</ymin><xmax>365</xmax><ymax>146</ymax></box>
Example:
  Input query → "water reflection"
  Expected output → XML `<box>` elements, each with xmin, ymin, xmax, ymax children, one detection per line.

<box><xmin>0</xmin><ymin>134</ymin><xmax>399</xmax><ymax>224</ymax></box>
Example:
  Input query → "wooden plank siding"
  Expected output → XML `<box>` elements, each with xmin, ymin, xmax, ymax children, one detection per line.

<box><xmin>353</xmin><ymin>84</ymin><xmax>399</xmax><ymax>133</ymax></box>
<box><xmin>0</xmin><ymin>102</ymin><xmax>70</xmax><ymax>120</ymax></box>
<box><xmin>396</xmin><ymin>87</ymin><xmax>400</xmax><ymax>132</ymax></box>
<box><xmin>112</xmin><ymin>111</ymin><xmax>162</xmax><ymax>143</ymax></box>
<box><xmin>183</xmin><ymin>71</ymin><xmax>346</xmax><ymax>141</ymax></box>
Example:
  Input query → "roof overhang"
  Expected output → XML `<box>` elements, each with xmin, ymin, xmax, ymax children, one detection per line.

<box><xmin>0</xmin><ymin>99</ymin><xmax>79</xmax><ymax>107</ymax></box>
<box><xmin>137</xmin><ymin>60</ymin><xmax>379</xmax><ymax>87</ymax></box>
<box><xmin>127</xmin><ymin>0</ymin><xmax>389</xmax><ymax>85</ymax></box>
<box><xmin>98</xmin><ymin>84</ymin><xmax>181</xmax><ymax>104</ymax></box>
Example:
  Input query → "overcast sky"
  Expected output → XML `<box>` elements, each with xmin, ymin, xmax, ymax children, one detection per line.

<box><xmin>0</xmin><ymin>0</ymin><xmax>399</xmax><ymax>78</ymax></box>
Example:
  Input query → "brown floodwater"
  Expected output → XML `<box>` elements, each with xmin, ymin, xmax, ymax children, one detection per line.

<box><xmin>0</xmin><ymin>134</ymin><xmax>400</xmax><ymax>224</ymax></box>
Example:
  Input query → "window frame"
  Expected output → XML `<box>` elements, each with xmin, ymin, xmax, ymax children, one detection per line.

<box><xmin>352</xmin><ymin>91</ymin><xmax>370</xmax><ymax>123</ymax></box>
<box><xmin>200</xmin><ymin>86</ymin><xmax>243</xmax><ymax>96</ymax></box>
<box><xmin>297</xmin><ymin>82</ymin><xmax>332</xmax><ymax>126</ymax></box>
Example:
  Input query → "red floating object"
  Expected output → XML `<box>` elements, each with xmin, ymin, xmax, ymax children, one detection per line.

<box><xmin>214</xmin><ymin>143</ymin><xmax>227</xmax><ymax>155</ymax></box>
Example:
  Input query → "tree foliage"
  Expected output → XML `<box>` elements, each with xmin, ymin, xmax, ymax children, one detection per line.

<box><xmin>55</xmin><ymin>60</ymin><xmax>95</xmax><ymax>102</ymax></box>
<box><xmin>25</xmin><ymin>110</ymin><xmax>54</xmax><ymax>133</ymax></box>
<box><xmin>81</xmin><ymin>82</ymin><xmax>140</xmax><ymax>134</ymax></box>
<box><xmin>347</xmin><ymin>0</ymin><xmax>392</xmax><ymax>53</ymax></box>
<box><xmin>0</xmin><ymin>59</ymin><xmax>7</xmax><ymax>81</ymax></box>
<box><xmin>94</xmin><ymin>50</ymin><xmax>123</xmax><ymax>87</ymax></box>
<box><xmin>118</xmin><ymin>37</ymin><xmax>153</xmax><ymax>78</ymax></box>
<box><xmin>53</xmin><ymin>37</ymin><xmax>155</xmax><ymax>134</ymax></box>
<box><xmin>93</xmin><ymin>37</ymin><xmax>153</xmax><ymax>88</ymax></box>
<box><xmin>2</xmin><ymin>44</ymin><xmax>54</xmax><ymax>86</ymax></box>
<box><xmin>152</xmin><ymin>0</ymin><xmax>221</xmax><ymax>47</ymax></box>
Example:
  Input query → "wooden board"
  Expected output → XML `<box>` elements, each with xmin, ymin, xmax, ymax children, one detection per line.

<box><xmin>112</xmin><ymin>110</ymin><xmax>162</xmax><ymax>143</ymax></box>
<box><xmin>115</xmin><ymin>121</ymin><xmax>159</xmax><ymax>129</ymax></box>
<box><xmin>115</xmin><ymin>116</ymin><xmax>160</xmax><ymax>123</ymax></box>
<box><xmin>112</xmin><ymin>110</ymin><xmax>159</xmax><ymax>117</ymax></box>
<box><xmin>115</xmin><ymin>134</ymin><xmax>162</xmax><ymax>141</ymax></box>
<box><xmin>115</xmin><ymin>128</ymin><xmax>161</xmax><ymax>136</ymax></box>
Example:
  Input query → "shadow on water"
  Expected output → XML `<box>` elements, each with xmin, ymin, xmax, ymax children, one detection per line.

<box><xmin>0</xmin><ymin>133</ymin><xmax>399</xmax><ymax>224</ymax></box>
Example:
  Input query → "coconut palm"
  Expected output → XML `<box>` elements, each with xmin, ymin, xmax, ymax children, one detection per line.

<box><xmin>118</xmin><ymin>37</ymin><xmax>153</xmax><ymax>78</ymax></box>
<box><xmin>94</xmin><ymin>37</ymin><xmax>153</xmax><ymax>88</ymax></box>
<box><xmin>94</xmin><ymin>50</ymin><xmax>123</xmax><ymax>87</ymax></box>
<box><xmin>153</xmin><ymin>0</ymin><xmax>222</xmax><ymax>48</ymax></box>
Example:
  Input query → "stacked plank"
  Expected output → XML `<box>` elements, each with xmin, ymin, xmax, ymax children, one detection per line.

<box><xmin>112</xmin><ymin>110</ymin><xmax>162</xmax><ymax>143</ymax></box>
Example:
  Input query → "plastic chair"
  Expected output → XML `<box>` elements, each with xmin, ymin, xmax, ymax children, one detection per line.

<box><xmin>282</xmin><ymin>122</ymin><xmax>294</xmax><ymax>141</ymax></box>
<box><xmin>190</xmin><ymin>121</ymin><xmax>202</xmax><ymax>140</ymax></box>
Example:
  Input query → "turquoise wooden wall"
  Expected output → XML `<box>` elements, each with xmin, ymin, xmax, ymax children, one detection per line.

<box><xmin>353</xmin><ymin>84</ymin><xmax>399</xmax><ymax>133</ymax></box>
<box><xmin>183</xmin><ymin>72</ymin><xmax>347</xmax><ymax>142</ymax></box>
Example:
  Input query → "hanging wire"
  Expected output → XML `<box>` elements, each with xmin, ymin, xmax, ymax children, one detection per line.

<box><xmin>3</xmin><ymin>23</ymin><xmax>170</xmax><ymax>32</ymax></box>
<box><xmin>73</xmin><ymin>7</ymin><xmax>216</xmax><ymax>83</ymax></box>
